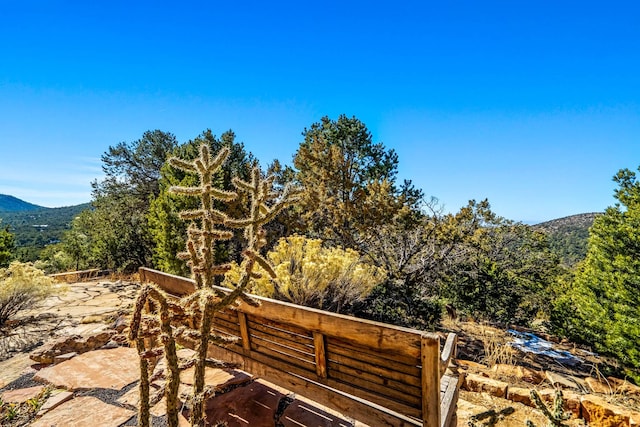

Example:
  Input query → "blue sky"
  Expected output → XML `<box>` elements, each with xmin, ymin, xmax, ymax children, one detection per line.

<box><xmin>0</xmin><ymin>1</ymin><xmax>638</xmax><ymax>223</ymax></box>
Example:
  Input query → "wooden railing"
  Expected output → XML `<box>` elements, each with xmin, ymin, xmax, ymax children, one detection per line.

<box><xmin>139</xmin><ymin>267</ymin><xmax>459</xmax><ymax>427</ymax></box>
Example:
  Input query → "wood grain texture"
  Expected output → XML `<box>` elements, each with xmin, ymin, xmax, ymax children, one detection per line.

<box><xmin>139</xmin><ymin>267</ymin><xmax>459</xmax><ymax>427</ymax></box>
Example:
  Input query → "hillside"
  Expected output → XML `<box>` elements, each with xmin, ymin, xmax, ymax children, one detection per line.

<box><xmin>0</xmin><ymin>194</ymin><xmax>44</xmax><ymax>212</ymax></box>
<box><xmin>0</xmin><ymin>196</ymin><xmax>91</xmax><ymax>261</ymax></box>
<box><xmin>534</xmin><ymin>212</ymin><xmax>600</xmax><ymax>266</ymax></box>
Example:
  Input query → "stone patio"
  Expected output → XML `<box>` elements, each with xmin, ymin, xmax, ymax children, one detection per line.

<box><xmin>0</xmin><ymin>279</ymin><xmax>363</xmax><ymax>426</ymax></box>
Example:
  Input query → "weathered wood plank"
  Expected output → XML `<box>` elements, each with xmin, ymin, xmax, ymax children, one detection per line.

<box><xmin>327</xmin><ymin>350</ymin><xmax>422</xmax><ymax>389</ymax></box>
<box><xmin>440</xmin><ymin>333</ymin><xmax>457</xmax><ymax>377</ymax></box>
<box><xmin>313</xmin><ymin>332</ymin><xmax>327</xmax><ymax>379</ymax></box>
<box><xmin>139</xmin><ymin>267</ymin><xmax>424</xmax><ymax>359</ymax></box>
<box><xmin>139</xmin><ymin>267</ymin><xmax>458</xmax><ymax>427</ymax></box>
<box><xmin>208</xmin><ymin>343</ymin><xmax>422</xmax><ymax>426</ymax></box>
<box><xmin>250</xmin><ymin>338</ymin><xmax>316</xmax><ymax>370</ymax></box>
<box><xmin>238</xmin><ymin>312</ymin><xmax>251</xmax><ymax>353</ymax></box>
<box><xmin>326</xmin><ymin>337</ymin><xmax>421</xmax><ymax>376</ymax></box>
<box><xmin>329</xmin><ymin>368</ymin><xmax>422</xmax><ymax>408</ymax></box>
<box><xmin>139</xmin><ymin>268</ymin><xmax>195</xmax><ymax>296</ymax></box>
<box><xmin>329</xmin><ymin>361</ymin><xmax>422</xmax><ymax>399</ymax></box>
<box><xmin>247</xmin><ymin>318</ymin><xmax>314</xmax><ymax>347</ymax></box>
<box><xmin>440</xmin><ymin>374</ymin><xmax>461</xmax><ymax>427</ymax></box>
<box><xmin>250</xmin><ymin>332</ymin><xmax>315</xmax><ymax>362</ymax></box>
<box><xmin>422</xmin><ymin>334</ymin><xmax>440</xmax><ymax>427</ymax></box>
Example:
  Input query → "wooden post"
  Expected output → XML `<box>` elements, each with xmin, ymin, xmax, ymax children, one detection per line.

<box><xmin>421</xmin><ymin>334</ymin><xmax>440</xmax><ymax>427</ymax></box>
<box><xmin>313</xmin><ymin>332</ymin><xmax>328</xmax><ymax>379</ymax></box>
<box><xmin>238</xmin><ymin>312</ymin><xmax>251</xmax><ymax>354</ymax></box>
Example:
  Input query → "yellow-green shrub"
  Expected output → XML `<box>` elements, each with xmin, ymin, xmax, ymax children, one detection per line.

<box><xmin>225</xmin><ymin>235</ymin><xmax>385</xmax><ymax>313</ymax></box>
<box><xmin>0</xmin><ymin>262</ymin><xmax>55</xmax><ymax>327</ymax></box>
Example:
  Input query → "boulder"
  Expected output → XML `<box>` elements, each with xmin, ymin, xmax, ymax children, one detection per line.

<box><xmin>581</xmin><ymin>394</ymin><xmax>640</xmax><ymax>427</ymax></box>
<box><xmin>491</xmin><ymin>364</ymin><xmax>545</xmax><ymax>384</ymax></box>
<box><xmin>545</xmin><ymin>371</ymin><xmax>582</xmax><ymax>390</ymax></box>
<box><xmin>457</xmin><ymin>359</ymin><xmax>488</xmax><ymax>371</ymax></box>
<box><xmin>464</xmin><ymin>374</ymin><xmax>508</xmax><ymax>398</ymax></box>
<box><xmin>30</xmin><ymin>330</ymin><xmax>116</xmax><ymax>364</ymax></box>
<box><xmin>506</xmin><ymin>386</ymin><xmax>534</xmax><ymax>406</ymax></box>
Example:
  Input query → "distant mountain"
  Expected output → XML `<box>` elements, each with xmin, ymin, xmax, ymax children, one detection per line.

<box><xmin>0</xmin><ymin>196</ymin><xmax>91</xmax><ymax>261</ymax></box>
<box><xmin>534</xmin><ymin>213</ymin><xmax>600</xmax><ymax>267</ymax></box>
<box><xmin>0</xmin><ymin>194</ymin><xmax>45</xmax><ymax>212</ymax></box>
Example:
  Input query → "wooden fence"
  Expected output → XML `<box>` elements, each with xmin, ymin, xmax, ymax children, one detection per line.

<box><xmin>139</xmin><ymin>267</ymin><xmax>459</xmax><ymax>427</ymax></box>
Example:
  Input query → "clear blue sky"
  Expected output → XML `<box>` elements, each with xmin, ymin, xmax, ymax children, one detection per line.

<box><xmin>1</xmin><ymin>1</ymin><xmax>638</xmax><ymax>223</ymax></box>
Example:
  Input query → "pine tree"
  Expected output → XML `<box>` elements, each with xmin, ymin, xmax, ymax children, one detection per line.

<box><xmin>556</xmin><ymin>167</ymin><xmax>640</xmax><ymax>379</ymax></box>
<box><xmin>293</xmin><ymin>115</ymin><xmax>421</xmax><ymax>249</ymax></box>
<box><xmin>0</xmin><ymin>222</ymin><xmax>15</xmax><ymax>268</ymax></box>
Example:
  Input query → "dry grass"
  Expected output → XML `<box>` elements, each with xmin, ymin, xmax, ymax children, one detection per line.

<box><xmin>479</xmin><ymin>327</ymin><xmax>517</xmax><ymax>367</ymax></box>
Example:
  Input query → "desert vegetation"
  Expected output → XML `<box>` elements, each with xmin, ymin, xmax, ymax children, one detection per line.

<box><xmin>1</xmin><ymin>114</ymin><xmax>638</xmax><ymax>383</ymax></box>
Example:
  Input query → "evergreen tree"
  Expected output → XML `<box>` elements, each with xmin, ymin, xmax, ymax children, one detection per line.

<box><xmin>554</xmin><ymin>167</ymin><xmax>640</xmax><ymax>378</ymax></box>
<box><xmin>148</xmin><ymin>130</ymin><xmax>254</xmax><ymax>276</ymax></box>
<box><xmin>293</xmin><ymin>114</ymin><xmax>421</xmax><ymax>249</ymax></box>
<box><xmin>0</xmin><ymin>221</ymin><xmax>15</xmax><ymax>268</ymax></box>
<box><xmin>63</xmin><ymin>130</ymin><xmax>178</xmax><ymax>272</ymax></box>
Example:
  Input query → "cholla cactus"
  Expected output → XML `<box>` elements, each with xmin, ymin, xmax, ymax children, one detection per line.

<box><xmin>130</xmin><ymin>143</ymin><xmax>300</xmax><ymax>427</ymax></box>
<box><xmin>526</xmin><ymin>389</ymin><xmax>570</xmax><ymax>427</ymax></box>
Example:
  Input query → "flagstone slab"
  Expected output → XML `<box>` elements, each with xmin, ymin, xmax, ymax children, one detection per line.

<box><xmin>179</xmin><ymin>366</ymin><xmax>252</xmax><ymax>389</ymax></box>
<box><xmin>34</xmin><ymin>347</ymin><xmax>139</xmax><ymax>391</ymax></box>
<box><xmin>37</xmin><ymin>390</ymin><xmax>74</xmax><ymax>416</ymax></box>
<box><xmin>31</xmin><ymin>396</ymin><xmax>134</xmax><ymax>427</ymax></box>
<box><xmin>0</xmin><ymin>385</ymin><xmax>44</xmax><ymax>403</ymax></box>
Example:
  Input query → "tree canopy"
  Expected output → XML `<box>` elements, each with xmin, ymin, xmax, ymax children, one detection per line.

<box><xmin>553</xmin><ymin>167</ymin><xmax>640</xmax><ymax>379</ymax></box>
<box><xmin>0</xmin><ymin>222</ymin><xmax>15</xmax><ymax>268</ymax></box>
<box><xmin>148</xmin><ymin>130</ymin><xmax>255</xmax><ymax>276</ymax></box>
<box><xmin>293</xmin><ymin>115</ymin><xmax>421</xmax><ymax>249</ymax></box>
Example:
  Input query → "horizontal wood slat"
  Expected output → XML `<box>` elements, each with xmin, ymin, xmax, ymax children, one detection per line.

<box><xmin>139</xmin><ymin>267</ymin><xmax>426</xmax><ymax>358</ymax></box>
<box><xmin>139</xmin><ymin>267</ymin><xmax>458</xmax><ymax>427</ymax></box>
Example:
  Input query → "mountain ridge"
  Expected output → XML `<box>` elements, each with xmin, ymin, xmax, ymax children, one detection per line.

<box><xmin>0</xmin><ymin>194</ymin><xmax>46</xmax><ymax>212</ymax></box>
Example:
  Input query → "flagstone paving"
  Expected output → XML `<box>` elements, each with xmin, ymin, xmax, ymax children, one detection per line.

<box><xmin>34</xmin><ymin>347</ymin><xmax>140</xmax><ymax>390</ymax></box>
<box><xmin>0</xmin><ymin>384</ymin><xmax>44</xmax><ymax>403</ymax></box>
<box><xmin>0</xmin><ymin>278</ymin><xmax>363</xmax><ymax>426</ymax></box>
<box><xmin>30</xmin><ymin>396</ymin><xmax>135</xmax><ymax>427</ymax></box>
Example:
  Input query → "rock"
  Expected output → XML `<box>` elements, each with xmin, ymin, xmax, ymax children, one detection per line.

<box><xmin>111</xmin><ymin>314</ymin><xmax>130</xmax><ymax>333</ymax></box>
<box><xmin>30</xmin><ymin>396</ymin><xmax>134</xmax><ymax>427</ymax></box>
<box><xmin>491</xmin><ymin>364</ymin><xmax>545</xmax><ymax>384</ymax></box>
<box><xmin>545</xmin><ymin>371</ymin><xmax>582</xmax><ymax>390</ymax></box>
<box><xmin>456</xmin><ymin>398</ymin><xmax>491</xmax><ymax>425</ymax></box>
<box><xmin>585</xmin><ymin>376</ymin><xmax>616</xmax><ymax>394</ymax></box>
<box><xmin>0</xmin><ymin>385</ymin><xmax>44</xmax><ymax>403</ymax></box>
<box><xmin>53</xmin><ymin>352</ymin><xmax>77</xmax><ymax>364</ymax></box>
<box><xmin>150</xmin><ymin>397</ymin><xmax>191</xmax><ymax>426</ymax></box>
<box><xmin>34</xmin><ymin>347</ymin><xmax>139</xmax><ymax>391</ymax></box>
<box><xmin>37</xmin><ymin>390</ymin><xmax>74</xmax><ymax>416</ymax></box>
<box><xmin>506</xmin><ymin>386</ymin><xmax>534</xmax><ymax>406</ymax></box>
<box><xmin>539</xmin><ymin>389</ymin><xmax>582</xmax><ymax>419</ymax></box>
<box><xmin>464</xmin><ymin>374</ymin><xmax>508</xmax><ymax>398</ymax></box>
<box><xmin>581</xmin><ymin>394</ymin><xmax>640</xmax><ymax>427</ymax></box>
<box><xmin>30</xmin><ymin>330</ymin><xmax>116</xmax><ymax>364</ymax></box>
<box><xmin>456</xmin><ymin>359</ymin><xmax>487</xmax><ymax>371</ymax></box>
<box><xmin>179</xmin><ymin>366</ymin><xmax>252</xmax><ymax>390</ymax></box>
<box><xmin>607</xmin><ymin>376</ymin><xmax>640</xmax><ymax>396</ymax></box>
